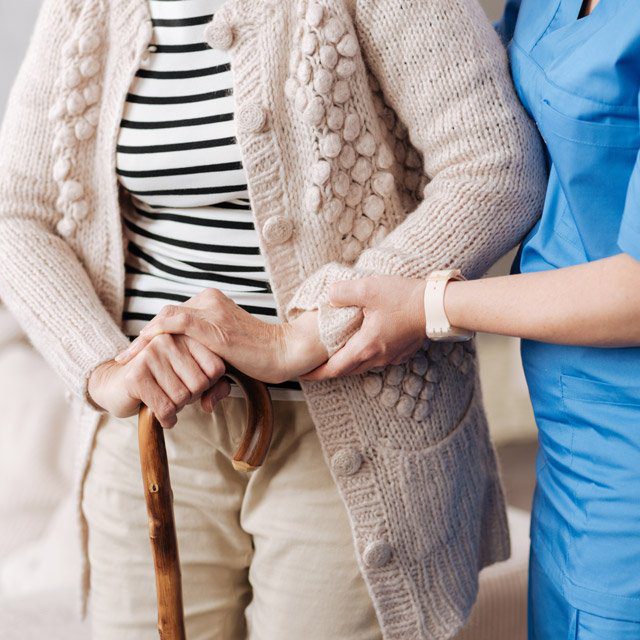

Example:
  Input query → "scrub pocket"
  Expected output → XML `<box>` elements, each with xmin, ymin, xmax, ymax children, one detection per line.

<box><xmin>535</xmin><ymin>99</ymin><xmax>640</xmax><ymax>264</ymax></box>
<box><xmin>559</xmin><ymin>373</ymin><xmax>640</xmax><ymax>602</ymax></box>
<box><xmin>538</xmin><ymin>99</ymin><xmax>640</xmax><ymax>149</ymax></box>
<box><xmin>574</xmin><ymin>610</ymin><xmax>640</xmax><ymax>639</ymax></box>
<box><xmin>528</xmin><ymin>549</ymin><xmax>640</xmax><ymax>640</ymax></box>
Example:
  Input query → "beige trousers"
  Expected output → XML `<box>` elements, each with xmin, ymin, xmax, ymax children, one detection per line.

<box><xmin>82</xmin><ymin>397</ymin><xmax>383</xmax><ymax>640</ymax></box>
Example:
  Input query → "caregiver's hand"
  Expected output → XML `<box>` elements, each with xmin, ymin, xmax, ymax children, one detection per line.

<box><xmin>303</xmin><ymin>276</ymin><xmax>426</xmax><ymax>380</ymax></box>
<box><xmin>88</xmin><ymin>334</ymin><xmax>230</xmax><ymax>428</ymax></box>
<box><xmin>113</xmin><ymin>288</ymin><xmax>328</xmax><ymax>384</ymax></box>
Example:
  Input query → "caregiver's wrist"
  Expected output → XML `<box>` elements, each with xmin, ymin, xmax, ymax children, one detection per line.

<box><xmin>442</xmin><ymin>280</ymin><xmax>472</xmax><ymax>333</ymax></box>
<box><xmin>408</xmin><ymin>278</ymin><xmax>427</xmax><ymax>339</ymax></box>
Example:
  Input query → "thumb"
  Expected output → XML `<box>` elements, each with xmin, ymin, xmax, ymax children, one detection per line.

<box><xmin>328</xmin><ymin>279</ymin><xmax>370</xmax><ymax>308</ymax></box>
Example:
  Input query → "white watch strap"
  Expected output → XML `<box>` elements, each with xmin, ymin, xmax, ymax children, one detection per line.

<box><xmin>424</xmin><ymin>269</ymin><xmax>474</xmax><ymax>342</ymax></box>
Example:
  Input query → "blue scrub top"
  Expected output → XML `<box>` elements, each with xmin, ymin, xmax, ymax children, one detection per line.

<box><xmin>501</xmin><ymin>0</ymin><xmax>640</xmax><ymax>621</ymax></box>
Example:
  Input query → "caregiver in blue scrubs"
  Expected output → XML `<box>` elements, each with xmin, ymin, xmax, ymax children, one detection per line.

<box><xmin>305</xmin><ymin>0</ymin><xmax>640</xmax><ymax>637</ymax></box>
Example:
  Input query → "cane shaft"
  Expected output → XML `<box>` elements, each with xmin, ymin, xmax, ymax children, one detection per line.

<box><xmin>138</xmin><ymin>371</ymin><xmax>273</xmax><ymax>640</ymax></box>
<box><xmin>138</xmin><ymin>404</ymin><xmax>186</xmax><ymax>640</ymax></box>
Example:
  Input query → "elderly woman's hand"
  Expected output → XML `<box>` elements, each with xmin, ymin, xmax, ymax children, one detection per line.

<box><xmin>88</xmin><ymin>334</ymin><xmax>230</xmax><ymax>428</ymax></box>
<box><xmin>303</xmin><ymin>276</ymin><xmax>426</xmax><ymax>380</ymax></box>
<box><xmin>114</xmin><ymin>288</ymin><xmax>328</xmax><ymax>384</ymax></box>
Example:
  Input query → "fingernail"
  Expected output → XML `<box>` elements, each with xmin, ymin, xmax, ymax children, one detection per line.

<box><xmin>114</xmin><ymin>350</ymin><xmax>128</xmax><ymax>362</ymax></box>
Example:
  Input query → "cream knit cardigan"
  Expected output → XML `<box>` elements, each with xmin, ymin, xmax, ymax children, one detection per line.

<box><xmin>0</xmin><ymin>0</ymin><xmax>546</xmax><ymax>637</ymax></box>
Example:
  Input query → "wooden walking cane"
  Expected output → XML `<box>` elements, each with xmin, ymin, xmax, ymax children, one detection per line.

<box><xmin>138</xmin><ymin>365</ymin><xmax>274</xmax><ymax>640</ymax></box>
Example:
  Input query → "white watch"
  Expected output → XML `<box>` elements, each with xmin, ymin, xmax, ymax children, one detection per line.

<box><xmin>424</xmin><ymin>269</ymin><xmax>475</xmax><ymax>342</ymax></box>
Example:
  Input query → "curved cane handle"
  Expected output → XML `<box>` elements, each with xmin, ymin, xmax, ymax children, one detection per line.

<box><xmin>138</xmin><ymin>371</ymin><xmax>273</xmax><ymax>640</ymax></box>
<box><xmin>224</xmin><ymin>365</ymin><xmax>274</xmax><ymax>471</ymax></box>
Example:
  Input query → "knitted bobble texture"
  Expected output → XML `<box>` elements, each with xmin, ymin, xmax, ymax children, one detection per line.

<box><xmin>48</xmin><ymin>2</ymin><xmax>107</xmax><ymax>238</ymax></box>
<box><xmin>285</xmin><ymin>1</ymin><xmax>401</xmax><ymax>265</ymax></box>
<box><xmin>357</xmin><ymin>341</ymin><xmax>476</xmax><ymax>421</ymax></box>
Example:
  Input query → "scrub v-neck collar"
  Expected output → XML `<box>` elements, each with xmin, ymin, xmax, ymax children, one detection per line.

<box><xmin>529</xmin><ymin>0</ymin><xmax>622</xmax><ymax>68</ymax></box>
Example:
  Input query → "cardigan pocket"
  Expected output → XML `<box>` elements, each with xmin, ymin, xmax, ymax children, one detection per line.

<box><xmin>377</xmin><ymin>394</ymin><xmax>491</xmax><ymax>555</ymax></box>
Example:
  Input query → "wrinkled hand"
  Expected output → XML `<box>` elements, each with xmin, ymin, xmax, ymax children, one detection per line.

<box><xmin>88</xmin><ymin>334</ymin><xmax>230</xmax><ymax>428</ymax></box>
<box><xmin>114</xmin><ymin>288</ymin><xmax>328</xmax><ymax>385</ymax></box>
<box><xmin>303</xmin><ymin>276</ymin><xmax>426</xmax><ymax>380</ymax></box>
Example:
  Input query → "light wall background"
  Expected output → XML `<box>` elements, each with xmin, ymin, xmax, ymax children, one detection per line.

<box><xmin>483</xmin><ymin>0</ymin><xmax>504</xmax><ymax>20</ymax></box>
<box><xmin>0</xmin><ymin>0</ymin><xmax>536</xmax><ymax>444</ymax></box>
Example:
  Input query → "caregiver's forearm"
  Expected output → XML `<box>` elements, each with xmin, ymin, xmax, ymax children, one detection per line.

<box><xmin>445</xmin><ymin>254</ymin><xmax>640</xmax><ymax>347</ymax></box>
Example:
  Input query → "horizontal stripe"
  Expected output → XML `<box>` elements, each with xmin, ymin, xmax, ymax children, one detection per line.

<box><xmin>123</xmin><ymin>219</ymin><xmax>261</xmax><ymax>255</ymax></box>
<box><xmin>180</xmin><ymin>258</ymin><xmax>264</xmax><ymax>273</ymax></box>
<box><xmin>152</xmin><ymin>14</ymin><xmax>212</xmax><ymax>27</ymax></box>
<box><xmin>153</xmin><ymin>42</ymin><xmax>210</xmax><ymax>53</ymax></box>
<box><xmin>118</xmin><ymin>122</ymin><xmax>240</xmax><ymax>154</ymax></box>
<box><xmin>117</xmin><ymin>160</ymin><xmax>242</xmax><ymax>179</ymax></box>
<box><xmin>125</xmin><ymin>288</ymin><xmax>189</xmax><ymax>302</ymax></box>
<box><xmin>126</xmin><ymin>184</ymin><xmax>247</xmax><ymax>197</ymax></box>
<box><xmin>129</xmin><ymin>203</ymin><xmax>255</xmax><ymax>229</ymax></box>
<box><xmin>117</xmin><ymin>136</ymin><xmax>237</xmax><ymax>154</ymax></box>
<box><xmin>126</xmin><ymin>243</ymin><xmax>272</xmax><ymax>290</ymax></box>
<box><xmin>125</xmin><ymin>88</ymin><xmax>232</xmax><ymax>104</ymax></box>
<box><xmin>120</xmin><ymin>113</ymin><xmax>233</xmax><ymax>130</ymax></box>
<box><xmin>135</xmin><ymin>63</ymin><xmax>230</xmax><ymax>80</ymax></box>
<box><xmin>124</xmin><ymin>287</ymin><xmax>277</xmax><ymax>316</ymax></box>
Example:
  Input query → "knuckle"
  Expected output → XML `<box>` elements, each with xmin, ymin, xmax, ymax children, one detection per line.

<box><xmin>124</xmin><ymin>363</ymin><xmax>145</xmax><ymax>387</ymax></box>
<box><xmin>209</xmin><ymin>358</ymin><xmax>226</xmax><ymax>380</ymax></box>
<box><xmin>174</xmin><ymin>388</ymin><xmax>191</xmax><ymax>406</ymax></box>
<box><xmin>378</xmin><ymin>342</ymin><xmax>389</xmax><ymax>358</ymax></box>
<box><xmin>123</xmin><ymin>368</ymin><xmax>136</xmax><ymax>387</ymax></box>
<box><xmin>160</xmin><ymin>304</ymin><xmax>178</xmax><ymax>317</ymax></box>
<box><xmin>171</xmin><ymin>311</ymin><xmax>191</xmax><ymax>332</ymax></box>
<box><xmin>154</xmin><ymin>333</ymin><xmax>172</xmax><ymax>347</ymax></box>
<box><xmin>143</xmin><ymin>344</ymin><xmax>161</xmax><ymax>363</ymax></box>
<box><xmin>192</xmin><ymin>373</ymin><xmax>209</xmax><ymax>394</ymax></box>
<box><xmin>157</xmin><ymin>401</ymin><xmax>176</xmax><ymax>422</ymax></box>
<box><xmin>205</xmin><ymin>288</ymin><xmax>223</xmax><ymax>303</ymax></box>
<box><xmin>361</xmin><ymin>346</ymin><xmax>377</xmax><ymax>361</ymax></box>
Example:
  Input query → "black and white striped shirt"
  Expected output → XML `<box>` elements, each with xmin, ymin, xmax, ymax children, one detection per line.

<box><xmin>117</xmin><ymin>0</ymin><xmax>302</xmax><ymax>400</ymax></box>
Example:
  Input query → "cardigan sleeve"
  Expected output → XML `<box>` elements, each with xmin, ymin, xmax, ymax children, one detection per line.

<box><xmin>286</xmin><ymin>0</ymin><xmax>547</xmax><ymax>355</ymax></box>
<box><xmin>0</xmin><ymin>0</ymin><xmax>130</xmax><ymax>409</ymax></box>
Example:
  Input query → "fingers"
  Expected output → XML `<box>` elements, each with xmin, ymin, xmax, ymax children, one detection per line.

<box><xmin>328</xmin><ymin>278</ymin><xmax>372</xmax><ymax>309</ymax></box>
<box><xmin>122</xmin><ymin>334</ymin><xmax>219</xmax><ymax>428</ymax></box>
<box><xmin>302</xmin><ymin>332</ymin><xmax>373</xmax><ymax>380</ymax></box>
<box><xmin>170</xmin><ymin>335</ymin><xmax>217</xmax><ymax>402</ymax></box>
<box><xmin>114</xmin><ymin>333</ymin><xmax>151</xmax><ymax>365</ymax></box>
<box><xmin>145</xmin><ymin>337</ymin><xmax>194</xmax><ymax>412</ymax></box>
<box><xmin>127</xmin><ymin>365</ymin><xmax>178</xmax><ymax>429</ymax></box>
<box><xmin>183</xmin><ymin>336</ymin><xmax>226</xmax><ymax>382</ymax></box>
<box><xmin>200</xmin><ymin>379</ymin><xmax>232</xmax><ymax>412</ymax></box>
<box><xmin>115</xmin><ymin>305</ymin><xmax>206</xmax><ymax>365</ymax></box>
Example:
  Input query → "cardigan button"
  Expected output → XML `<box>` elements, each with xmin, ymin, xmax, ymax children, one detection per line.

<box><xmin>262</xmin><ymin>216</ymin><xmax>293</xmax><ymax>245</ymax></box>
<box><xmin>330</xmin><ymin>448</ymin><xmax>363</xmax><ymax>476</ymax></box>
<box><xmin>363</xmin><ymin>540</ymin><xmax>392</xmax><ymax>568</ymax></box>
<box><xmin>56</xmin><ymin>217</ymin><xmax>77</xmax><ymax>237</ymax></box>
<box><xmin>237</xmin><ymin>102</ymin><xmax>269</xmax><ymax>134</ymax></box>
<box><xmin>204</xmin><ymin>17</ymin><xmax>234</xmax><ymax>50</ymax></box>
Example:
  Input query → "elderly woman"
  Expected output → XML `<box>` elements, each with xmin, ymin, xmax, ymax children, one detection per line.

<box><xmin>0</xmin><ymin>0</ymin><xmax>544</xmax><ymax>638</ymax></box>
